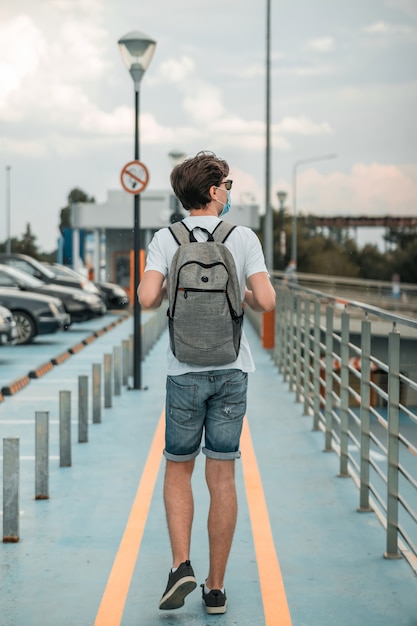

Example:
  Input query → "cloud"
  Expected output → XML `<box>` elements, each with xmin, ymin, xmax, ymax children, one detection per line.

<box><xmin>385</xmin><ymin>0</ymin><xmax>417</xmax><ymax>19</ymax></box>
<box><xmin>152</xmin><ymin>55</ymin><xmax>195</xmax><ymax>83</ymax></box>
<box><xmin>296</xmin><ymin>163</ymin><xmax>417</xmax><ymax>216</ymax></box>
<box><xmin>363</xmin><ymin>20</ymin><xmax>417</xmax><ymax>39</ymax></box>
<box><xmin>308</xmin><ymin>37</ymin><xmax>335</xmax><ymax>52</ymax></box>
<box><xmin>277</xmin><ymin>116</ymin><xmax>333</xmax><ymax>135</ymax></box>
<box><xmin>0</xmin><ymin>15</ymin><xmax>46</xmax><ymax>103</ymax></box>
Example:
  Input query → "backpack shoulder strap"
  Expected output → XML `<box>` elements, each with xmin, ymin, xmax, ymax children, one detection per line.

<box><xmin>212</xmin><ymin>220</ymin><xmax>237</xmax><ymax>244</ymax></box>
<box><xmin>169</xmin><ymin>220</ymin><xmax>191</xmax><ymax>246</ymax></box>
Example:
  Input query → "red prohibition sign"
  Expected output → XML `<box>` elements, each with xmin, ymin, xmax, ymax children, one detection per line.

<box><xmin>120</xmin><ymin>160</ymin><xmax>149</xmax><ymax>194</ymax></box>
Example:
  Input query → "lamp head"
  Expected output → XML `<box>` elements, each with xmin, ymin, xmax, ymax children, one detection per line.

<box><xmin>118</xmin><ymin>30</ymin><xmax>156</xmax><ymax>90</ymax></box>
<box><xmin>277</xmin><ymin>190</ymin><xmax>287</xmax><ymax>206</ymax></box>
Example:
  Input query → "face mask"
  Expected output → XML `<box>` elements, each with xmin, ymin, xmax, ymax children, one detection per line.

<box><xmin>216</xmin><ymin>189</ymin><xmax>231</xmax><ymax>217</ymax></box>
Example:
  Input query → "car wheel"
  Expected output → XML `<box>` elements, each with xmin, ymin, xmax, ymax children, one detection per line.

<box><xmin>13</xmin><ymin>310</ymin><xmax>36</xmax><ymax>344</ymax></box>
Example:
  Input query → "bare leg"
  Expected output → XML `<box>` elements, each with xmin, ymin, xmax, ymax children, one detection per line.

<box><xmin>163</xmin><ymin>459</ymin><xmax>195</xmax><ymax>567</ymax></box>
<box><xmin>205</xmin><ymin>457</ymin><xmax>237</xmax><ymax>590</ymax></box>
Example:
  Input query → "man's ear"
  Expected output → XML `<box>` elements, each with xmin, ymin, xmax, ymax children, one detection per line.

<box><xmin>209</xmin><ymin>185</ymin><xmax>217</xmax><ymax>201</ymax></box>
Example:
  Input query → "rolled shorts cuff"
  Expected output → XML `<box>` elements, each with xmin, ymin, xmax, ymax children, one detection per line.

<box><xmin>202</xmin><ymin>447</ymin><xmax>241</xmax><ymax>460</ymax></box>
<box><xmin>163</xmin><ymin>446</ymin><xmax>201</xmax><ymax>462</ymax></box>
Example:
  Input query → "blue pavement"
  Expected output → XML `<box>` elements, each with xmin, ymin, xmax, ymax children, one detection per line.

<box><xmin>0</xmin><ymin>313</ymin><xmax>416</xmax><ymax>625</ymax></box>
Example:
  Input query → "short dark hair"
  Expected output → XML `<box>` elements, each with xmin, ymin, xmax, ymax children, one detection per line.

<box><xmin>170</xmin><ymin>151</ymin><xmax>229</xmax><ymax>211</ymax></box>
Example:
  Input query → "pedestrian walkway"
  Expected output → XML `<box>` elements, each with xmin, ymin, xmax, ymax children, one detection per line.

<box><xmin>0</xmin><ymin>314</ymin><xmax>416</xmax><ymax>625</ymax></box>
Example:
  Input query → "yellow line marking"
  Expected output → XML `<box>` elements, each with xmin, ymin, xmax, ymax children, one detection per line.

<box><xmin>94</xmin><ymin>412</ymin><xmax>165</xmax><ymax>626</ymax></box>
<box><xmin>241</xmin><ymin>418</ymin><xmax>292</xmax><ymax>626</ymax></box>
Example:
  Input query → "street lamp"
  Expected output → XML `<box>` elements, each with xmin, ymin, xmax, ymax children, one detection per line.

<box><xmin>118</xmin><ymin>30</ymin><xmax>156</xmax><ymax>390</ymax></box>
<box><xmin>292</xmin><ymin>154</ymin><xmax>337</xmax><ymax>268</ymax></box>
<box><xmin>277</xmin><ymin>190</ymin><xmax>287</xmax><ymax>270</ymax></box>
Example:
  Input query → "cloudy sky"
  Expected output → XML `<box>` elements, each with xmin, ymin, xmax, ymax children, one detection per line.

<box><xmin>1</xmin><ymin>0</ymin><xmax>416</xmax><ymax>251</ymax></box>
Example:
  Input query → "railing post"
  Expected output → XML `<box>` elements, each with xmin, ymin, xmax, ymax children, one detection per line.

<box><xmin>303</xmin><ymin>297</ymin><xmax>311</xmax><ymax>416</ymax></box>
<box><xmin>324</xmin><ymin>305</ymin><xmax>334</xmax><ymax>451</ymax></box>
<box><xmin>92</xmin><ymin>364</ymin><xmax>101</xmax><ymax>424</ymax></box>
<box><xmin>294</xmin><ymin>296</ymin><xmax>302</xmax><ymax>402</ymax></box>
<box><xmin>339</xmin><ymin>310</ymin><xmax>350</xmax><ymax>477</ymax></box>
<box><xmin>358</xmin><ymin>318</ymin><xmax>373</xmax><ymax>512</ymax></box>
<box><xmin>283</xmin><ymin>289</ymin><xmax>290</xmax><ymax>382</ymax></box>
<box><xmin>288</xmin><ymin>291</ymin><xmax>296</xmax><ymax>389</ymax></box>
<box><xmin>78</xmin><ymin>375</ymin><xmax>88</xmax><ymax>443</ymax></box>
<box><xmin>384</xmin><ymin>326</ymin><xmax>402</xmax><ymax>559</ymax></box>
<box><xmin>104</xmin><ymin>354</ymin><xmax>112</xmax><ymax>408</ymax></box>
<box><xmin>3</xmin><ymin>438</ymin><xmax>19</xmax><ymax>542</ymax></box>
<box><xmin>59</xmin><ymin>390</ymin><xmax>72</xmax><ymax>467</ymax></box>
<box><xmin>313</xmin><ymin>299</ymin><xmax>321</xmax><ymax>431</ymax></box>
<box><xmin>35</xmin><ymin>411</ymin><xmax>49</xmax><ymax>500</ymax></box>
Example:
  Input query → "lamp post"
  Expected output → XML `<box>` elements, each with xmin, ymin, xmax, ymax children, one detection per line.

<box><xmin>168</xmin><ymin>151</ymin><xmax>186</xmax><ymax>224</ymax></box>
<box><xmin>292</xmin><ymin>154</ymin><xmax>337</xmax><ymax>268</ymax></box>
<box><xmin>6</xmin><ymin>166</ymin><xmax>11</xmax><ymax>253</ymax></box>
<box><xmin>263</xmin><ymin>0</ymin><xmax>273</xmax><ymax>271</ymax></box>
<box><xmin>118</xmin><ymin>30</ymin><xmax>156</xmax><ymax>390</ymax></box>
<box><xmin>277</xmin><ymin>190</ymin><xmax>287</xmax><ymax>270</ymax></box>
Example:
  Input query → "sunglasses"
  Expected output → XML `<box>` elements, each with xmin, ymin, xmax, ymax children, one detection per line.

<box><xmin>221</xmin><ymin>179</ymin><xmax>233</xmax><ymax>190</ymax></box>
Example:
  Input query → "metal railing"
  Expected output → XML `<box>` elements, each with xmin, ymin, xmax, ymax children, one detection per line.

<box><xmin>271</xmin><ymin>280</ymin><xmax>417</xmax><ymax>574</ymax></box>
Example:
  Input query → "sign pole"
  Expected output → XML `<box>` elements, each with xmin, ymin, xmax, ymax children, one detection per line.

<box><xmin>133</xmin><ymin>88</ymin><xmax>142</xmax><ymax>390</ymax></box>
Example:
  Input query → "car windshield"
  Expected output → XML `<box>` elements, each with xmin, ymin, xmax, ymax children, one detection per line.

<box><xmin>0</xmin><ymin>265</ymin><xmax>44</xmax><ymax>287</ymax></box>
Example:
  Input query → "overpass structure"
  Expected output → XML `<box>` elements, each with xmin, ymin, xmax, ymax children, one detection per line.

<box><xmin>312</xmin><ymin>215</ymin><xmax>417</xmax><ymax>228</ymax></box>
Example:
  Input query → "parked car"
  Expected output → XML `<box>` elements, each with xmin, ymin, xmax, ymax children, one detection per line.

<box><xmin>0</xmin><ymin>304</ymin><xmax>17</xmax><ymax>345</ymax></box>
<box><xmin>0</xmin><ymin>289</ymin><xmax>70</xmax><ymax>344</ymax></box>
<box><xmin>46</xmin><ymin>263</ymin><xmax>130</xmax><ymax>310</ymax></box>
<box><xmin>0</xmin><ymin>253</ymin><xmax>101</xmax><ymax>296</ymax></box>
<box><xmin>0</xmin><ymin>264</ymin><xmax>106</xmax><ymax>323</ymax></box>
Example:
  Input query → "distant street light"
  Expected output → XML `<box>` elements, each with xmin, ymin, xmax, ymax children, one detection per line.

<box><xmin>277</xmin><ymin>190</ymin><xmax>287</xmax><ymax>270</ymax></box>
<box><xmin>5</xmin><ymin>166</ymin><xmax>11</xmax><ymax>253</ymax></box>
<box><xmin>118</xmin><ymin>30</ymin><xmax>156</xmax><ymax>390</ymax></box>
<box><xmin>292</xmin><ymin>154</ymin><xmax>337</xmax><ymax>268</ymax></box>
<box><xmin>168</xmin><ymin>151</ymin><xmax>186</xmax><ymax>224</ymax></box>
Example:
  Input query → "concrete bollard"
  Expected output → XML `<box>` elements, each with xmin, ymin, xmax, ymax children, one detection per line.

<box><xmin>122</xmin><ymin>339</ymin><xmax>129</xmax><ymax>386</ymax></box>
<box><xmin>59</xmin><ymin>390</ymin><xmax>72</xmax><ymax>467</ymax></box>
<box><xmin>3</xmin><ymin>438</ymin><xmax>19</xmax><ymax>542</ymax></box>
<box><xmin>129</xmin><ymin>334</ymin><xmax>133</xmax><ymax>378</ymax></box>
<box><xmin>92</xmin><ymin>364</ymin><xmax>101</xmax><ymax>424</ymax></box>
<box><xmin>78</xmin><ymin>375</ymin><xmax>88</xmax><ymax>443</ymax></box>
<box><xmin>35</xmin><ymin>412</ymin><xmax>49</xmax><ymax>500</ymax></box>
<box><xmin>104</xmin><ymin>354</ymin><xmax>112</xmax><ymax>408</ymax></box>
<box><xmin>113</xmin><ymin>346</ymin><xmax>121</xmax><ymax>396</ymax></box>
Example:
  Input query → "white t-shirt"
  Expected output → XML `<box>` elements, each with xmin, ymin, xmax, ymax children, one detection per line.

<box><xmin>143</xmin><ymin>215</ymin><xmax>268</xmax><ymax>375</ymax></box>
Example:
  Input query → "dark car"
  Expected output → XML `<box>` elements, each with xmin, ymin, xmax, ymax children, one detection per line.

<box><xmin>0</xmin><ymin>253</ymin><xmax>101</xmax><ymax>297</ymax></box>
<box><xmin>0</xmin><ymin>264</ymin><xmax>106</xmax><ymax>323</ymax></box>
<box><xmin>0</xmin><ymin>289</ymin><xmax>70</xmax><ymax>344</ymax></box>
<box><xmin>45</xmin><ymin>263</ymin><xmax>130</xmax><ymax>310</ymax></box>
<box><xmin>0</xmin><ymin>304</ymin><xmax>17</xmax><ymax>345</ymax></box>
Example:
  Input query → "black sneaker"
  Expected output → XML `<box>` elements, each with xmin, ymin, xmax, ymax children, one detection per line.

<box><xmin>201</xmin><ymin>584</ymin><xmax>227</xmax><ymax>614</ymax></box>
<box><xmin>159</xmin><ymin>560</ymin><xmax>197</xmax><ymax>610</ymax></box>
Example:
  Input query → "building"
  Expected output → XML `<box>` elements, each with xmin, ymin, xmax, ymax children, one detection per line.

<box><xmin>69</xmin><ymin>189</ymin><xmax>260</xmax><ymax>289</ymax></box>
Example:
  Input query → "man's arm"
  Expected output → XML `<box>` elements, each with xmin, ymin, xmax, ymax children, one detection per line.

<box><xmin>138</xmin><ymin>270</ymin><xmax>166</xmax><ymax>309</ymax></box>
<box><xmin>244</xmin><ymin>272</ymin><xmax>276</xmax><ymax>312</ymax></box>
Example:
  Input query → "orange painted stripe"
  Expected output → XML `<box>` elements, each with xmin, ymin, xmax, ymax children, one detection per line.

<box><xmin>241</xmin><ymin>418</ymin><xmax>292</xmax><ymax>626</ymax></box>
<box><xmin>94</xmin><ymin>412</ymin><xmax>165</xmax><ymax>626</ymax></box>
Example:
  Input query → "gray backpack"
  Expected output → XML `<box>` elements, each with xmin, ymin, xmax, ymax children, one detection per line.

<box><xmin>167</xmin><ymin>220</ymin><xmax>244</xmax><ymax>366</ymax></box>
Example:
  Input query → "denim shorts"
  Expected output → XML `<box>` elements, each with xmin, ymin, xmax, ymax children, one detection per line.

<box><xmin>164</xmin><ymin>369</ymin><xmax>248</xmax><ymax>462</ymax></box>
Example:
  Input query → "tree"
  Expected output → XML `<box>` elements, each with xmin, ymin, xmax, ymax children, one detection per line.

<box><xmin>14</xmin><ymin>223</ymin><xmax>40</xmax><ymax>258</ymax></box>
<box><xmin>59</xmin><ymin>187</ymin><xmax>95</xmax><ymax>233</ymax></box>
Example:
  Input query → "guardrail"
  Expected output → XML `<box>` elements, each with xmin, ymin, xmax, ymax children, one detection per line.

<box><xmin>270</xmin><ymin>280</ymin><xmax>417</xmax><ymax>574</ymax></box>
<box><xmin>271</xmin><ymin>270</ymin><xmax>417</xmax><ymax>317</ymax></box>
